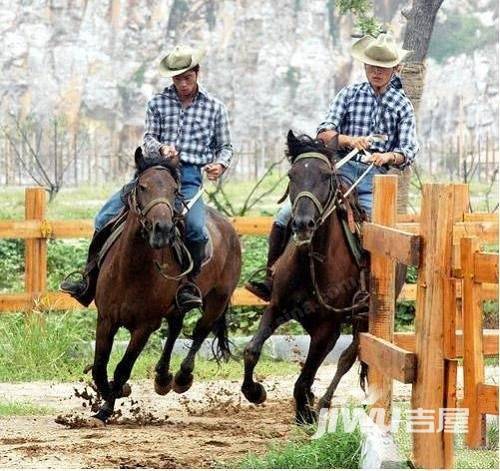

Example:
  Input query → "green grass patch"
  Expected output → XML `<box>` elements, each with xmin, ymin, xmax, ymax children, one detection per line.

<box><xmin>0</xmin><ymin>311</ymin><xmax>299</xmax><ymax>382</ymax></box>
<box><xmin>0</xmin><ymin>400</ymin><xmax>54</xmax><ymax>416</ymax></box>
<box><xmin>237</xmin><ymin>420</ymin><xmax>362</xmax><ymax>468</ymax></box>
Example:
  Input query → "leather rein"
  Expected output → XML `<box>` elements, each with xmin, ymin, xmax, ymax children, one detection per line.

<box><xmin>289</xmin><ymin>152</ymin><xmax>369</xmax><ymax>315</ymax></box>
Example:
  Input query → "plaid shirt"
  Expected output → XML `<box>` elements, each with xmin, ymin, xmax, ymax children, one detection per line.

<box><xmin>317</xmin><ymin>76</ymin><xmax>419</xmax><ymax>168</ymax></box>
<box><xmin>143</xmin><ymin>84</ymin><xmax>233</xmax><ymax>168</ymax></box>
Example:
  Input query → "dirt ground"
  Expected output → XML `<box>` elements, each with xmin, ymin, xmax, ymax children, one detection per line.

<box><xmin>0</xmin><ymin>363</ymin><xmax>495</xmax><ymax>469</ymax></box>
<box><xmin>0</xmin><ymin>364</ymin><xmax>367</xmax><ymax>469</ymax></box>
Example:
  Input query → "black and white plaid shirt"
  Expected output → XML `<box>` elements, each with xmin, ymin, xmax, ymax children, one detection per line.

<box><xmin>317</xmin><ymin>76</ymin><xmax>419</xmax><ymax>168</ymax></box>
<box><xmin>143</xmin><ymin>84</ymin><xmax>233</xmax><ymax>168</ymax></box>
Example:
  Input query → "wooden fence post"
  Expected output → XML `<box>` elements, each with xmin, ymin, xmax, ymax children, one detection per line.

<box><xmin>461</xmin><ymin>236</ymin><xmax>486</xmax><ymax>448</ymax></box>
<box><xmin>367</xmin><ymin>175</ymin><xmax>398</xmax><ymax>422</ymax></box>
<box><xmin>25</xmin><ymin>188</ymin><xmax>47</xmax><ymax>306</ymax></box>
<box><xmin>411</xmin><ymin>183</ymin><xmax>454</xmax><ymax>469</ymax></box>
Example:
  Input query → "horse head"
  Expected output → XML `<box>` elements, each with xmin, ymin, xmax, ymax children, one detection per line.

<box><xmin>131</xmin><ymin>147</ymin><xmax>180</xmax><ymax>249</ymax></box>
<box><xmin>286</xmin><ymin>130</ymin><xmax>339</xmax><ymax>245</ymax></box>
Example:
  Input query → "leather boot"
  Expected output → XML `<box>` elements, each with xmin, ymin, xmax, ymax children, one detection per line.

<box><xmin>59</xmin><ymin>230</ymin><xmax>104</xmax><ymax>307</ymax></box>
<box><xmin>176</xmin><ymin>239</ymin><xmax>207</xmax><ymax>314</ymax></box>
<box><xmin>245</xmin><ymin>223</ymin><xmax>288</xmax><ymax>301</ymax></box>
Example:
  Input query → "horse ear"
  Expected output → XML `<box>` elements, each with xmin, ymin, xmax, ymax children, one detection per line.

<box><xmin>134</xmin><ymin>147</ymin><xmax>144</xmax><ymax>169</ymax></box>
<box><xmin>287</xmin><ymin>129</ymin><xmax>300</xmax><ymax>158</ymax></box>
<box><xmin>326</xmin><ymin>133</ymin><xmax>339</xmax><ymax>155</ymax></box>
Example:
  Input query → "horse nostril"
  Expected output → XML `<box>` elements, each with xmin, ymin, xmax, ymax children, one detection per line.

<box><xmin>154</xmin><ymin>221</ymin><xmax>169</xmax><ymax>233</ymax></box>
<box><xmin>307</xmin><ymin>219</ymin><xmax>315</xmax><ymax>229</ymax></box>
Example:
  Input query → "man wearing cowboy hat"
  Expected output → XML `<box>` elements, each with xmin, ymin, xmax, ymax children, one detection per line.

<box><xmin>247</xmin><ymin>33</ymin><xmax>419</xmax><ymax>302</ymax></box>
<box><xmin>61</xmin><ymin>45</ymin><xmax>233</xmax><ymax>313</ymax></box>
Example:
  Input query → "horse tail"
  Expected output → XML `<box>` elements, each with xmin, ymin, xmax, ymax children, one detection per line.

<box><xmin>353</xmin><ymin>313</ymin><xmax>369</xmax><ymax>393</ymax></box>
<box><xmin>211</xmin><ymin>304</ymin><xmax>233</xmax><ymax>363</ymax></box>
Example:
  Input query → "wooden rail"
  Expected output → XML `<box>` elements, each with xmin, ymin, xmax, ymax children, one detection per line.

<box><xmin>460</xmin><ymin>237</ymin><xmax>499</xmax><ymax>449</ymax></box>
<box><xmin>357</xmin><ymin>177</ymin><xmax>499</xmax><ymax>469</ymax></box>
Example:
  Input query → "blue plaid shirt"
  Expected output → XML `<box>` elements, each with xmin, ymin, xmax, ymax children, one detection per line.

<box><xmin>317</xmin><ymin>76</ymin><xmax>419</xmax><ymax>168</ymax></box>
<box><xmin>143</xmin><ymin>84</ymin><xmax>233</xmax><ymax>168</ymax></box>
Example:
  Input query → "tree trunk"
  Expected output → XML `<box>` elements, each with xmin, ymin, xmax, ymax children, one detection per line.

<box><xmin>393</xmin><ymin>0</ymin><xmax>444</xmax><ymax>214</ymax></box>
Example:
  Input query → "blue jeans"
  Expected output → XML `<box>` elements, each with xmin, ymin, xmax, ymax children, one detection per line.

<box><xmin>275</xmin><ymin>161</ymin><xmax>387</xmax><ymax>227</ymax></box>
<box><xmin>94</xmin><ymin>163</ymin><xmax>208</xmax><ymax>243</ymax></box>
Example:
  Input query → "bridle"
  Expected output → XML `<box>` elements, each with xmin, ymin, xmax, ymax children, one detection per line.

<box><xmin>129</xmin><ymin>166</ymin><xmax>179</xmax><ymax>233</ymax></box>
<box><xmin>289</xmin><ymin>151</ymin><xmax>370</xmax><ymax>315</ymax></box>
<box><xmin>128</xmin><ymin>165</ymin><xmax>194</xmax><ymax>281</ymax></box>
<box><xmin>290</xmin><ymin>152</ymin><xmax>342</xmax><ymax>245</ymax></box>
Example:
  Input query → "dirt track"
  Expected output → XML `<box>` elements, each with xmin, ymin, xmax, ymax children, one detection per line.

<box><xmin>2</xmin><ymin>362</ymin><xmax>492</xmax><ymax>469</ymax></box>
<box><xmin>0</xmin><ymin>364</ymin><xmax>371</xmax><ymax>469</ymax></box>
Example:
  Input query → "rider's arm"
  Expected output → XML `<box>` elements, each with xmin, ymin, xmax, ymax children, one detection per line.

<box><xmin>213</xmin><ymin>103</ymin><xmax>233</xmax><ymax>169</ymax></box>
<box><xmin>316</xmin><ymin>87</ymin><xmax>349</xmax><ymax>141</ymax></box>
<box><xmin>392</xmin><ymin>102</ymin><xmax>419</xmax><ymax>169</ymax></box>
<box><xmin>143</xmin><ymin>102</ymin><xmax>163</xmax><ymax>159</ymax></box>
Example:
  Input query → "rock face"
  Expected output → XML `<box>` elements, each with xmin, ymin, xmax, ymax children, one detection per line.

<box><xmin>0</xmin><ymin>0</ymin><xmax>498</xmax><ymax>180</ymax></box>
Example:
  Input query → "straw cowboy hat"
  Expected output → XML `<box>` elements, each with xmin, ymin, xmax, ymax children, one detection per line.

<box><xmin>159</xmin><ymin>45</ymin><xmax>205</xmax><ymax>77</ymax></box>
<box><xmin>351</xmin><ymin>33</ymin><xmax>411</xmax><ymax>68</ymax></box>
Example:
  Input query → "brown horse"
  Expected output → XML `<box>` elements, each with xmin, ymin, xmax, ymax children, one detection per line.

<box><xmin>242</xmin><ymin>131</ymin><xmax>374</xmax><ymax>424</ymax></box>
<box><xmin>91</xmin><ymin>148</ymin><xmax>241</xmax><ymax>423</ymax></box>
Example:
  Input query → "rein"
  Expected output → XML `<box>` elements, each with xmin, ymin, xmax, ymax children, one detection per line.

<box><xmin>129</xmin><ymin>165</ymin><xmax>193</xmax><ymax>281</ymax></box>
<box><xmin>289</xmin><ymin>152</ymin><xmax>370</xmax><ymax>315</ymax></box>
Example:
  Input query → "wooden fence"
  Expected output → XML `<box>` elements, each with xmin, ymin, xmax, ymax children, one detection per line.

<box><xmin>357</xmin><ymin>176</ymin><xmax>498</xmax><ymax>468</ymax></box>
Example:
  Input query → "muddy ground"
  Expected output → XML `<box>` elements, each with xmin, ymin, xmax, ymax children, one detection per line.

<box><xmin>0</xmin><ymin>363</ymin><xmax>495</xmax><ymax>469</ymax></box>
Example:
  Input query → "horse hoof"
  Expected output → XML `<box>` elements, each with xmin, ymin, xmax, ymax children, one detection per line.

<box><xmin>173</xmin><ymin>371</ymin><xmax>193</xmax><ymax>394</ymax></box>
<box><xmin>295</xmin><ymin>408</ymin><xmax>317</xmax><ymax>426</ymax></box>
<box><xmin>154</xmin><ymin>373</ymin><xmax>173</xmax><ymax>396</ymax></box>
<box><xmin>109</xmin><ymin>381</ymin><xmax>132</xmax><ymax>398</ymax></box>
<box><xmin>317</xmin><ymin>398</ymin><xmax>331</xmax><ymax>412</ymax></box>
<box><xmin>242</xmin><ymin>382</ymin><xmax>267</xmax><ymax>405</ymax></box>
<box><xmin>86</xmin><ymin>417</ymin><xmax>106</xmax><ymax>428</ymax></box>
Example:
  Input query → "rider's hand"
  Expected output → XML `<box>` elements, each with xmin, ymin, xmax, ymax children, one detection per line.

<box><xmin>370</xmin><ymin>152</ymin><xmax>394</xmax><ymax>167</ymax></box>
<box><xmin>346</xmin><ymin>136</ymin><xmax>372</xmax><ymax>151</ymax></box>
<box><xmin>160</xmin><ymin>145</ymin><xmax>178</xmax><ymax>159</ymax></box>
<box><xmin>204</xmin><ymin>163</ymin><xmax>225</xmax><ymax>181</ymax></box>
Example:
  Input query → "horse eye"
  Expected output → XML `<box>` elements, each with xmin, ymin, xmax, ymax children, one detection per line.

<box><xmin>139</xmin><ymin>183</ymin><xmax>147</xmax><ymax>191</ymax></box>
<box><xmin>321</xmin><ymin>173</ymin><xmax>331</xmax><ymax>182</ymax></box>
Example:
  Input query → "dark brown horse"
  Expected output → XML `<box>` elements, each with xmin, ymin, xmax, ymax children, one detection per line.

<box><xmin>242</xmin><ymin>131</ymin><xmax>373</xmax><ymax>424</ymax></box>
<box><xmin>91</xmin><ymin>148</ymin><xmax>241</xmax><ymax>424</ymax></box>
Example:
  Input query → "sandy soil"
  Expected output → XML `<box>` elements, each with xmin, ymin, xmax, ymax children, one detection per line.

<box><xmin>0</xmin><ymin>363</ymin><xmax>495</xmax><ymax>468</ymax></box>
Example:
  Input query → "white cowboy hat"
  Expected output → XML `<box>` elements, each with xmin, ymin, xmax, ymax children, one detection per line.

<box><xmin>351</xmin><ymin>33</ymin><xmax>411</xmax><ymax>68</ymax></box>
<box><xmin>159</xmin><ymin>45</ymin><xmax>206</xmax><ymax>77</ymax></box>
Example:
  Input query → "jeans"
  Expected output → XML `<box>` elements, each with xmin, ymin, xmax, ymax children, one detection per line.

<box><xmin>274</xmin><ymin>161</ymin><xmax>387</xmax><ymax>227</ymax></box>
<box><xmin>94</xmin><ymin>163</ymin><xmax>208</xmax><ymax>243</ymax></box>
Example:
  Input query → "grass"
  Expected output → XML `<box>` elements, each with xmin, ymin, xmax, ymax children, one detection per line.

<box><xmin>0</xmin><ymin>311</ymin><xmax>299</xmax><ymax>382</ymax></box>
<box><xmin>0</xmin><ymin>400</ymin><xmax>54</xmax><ymax>416</ymax></box>
<box><xmin>237</xmin><ymin>421</ymin><xmax>362</xmax><ymax>469</ymax></box>
<box><xmin>393</xmin><ymin>401</ymin><xmax>499</xmax><ymax>469</ymax></box>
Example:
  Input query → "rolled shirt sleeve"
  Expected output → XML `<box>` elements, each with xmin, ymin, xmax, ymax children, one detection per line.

<box><xmin>143</xmin><ymin>102</ymin><xmax>163</xmax><ymax>159</ymax></box>
<box><xmin>213</xmin><ymin>104</ymin><xmax>233</xmax><ymax>169</ymax></box>
<box><xmin>316</xmin><ymin>86</ymin><xmax>349</xmax><ymax>134</ymax></box>
<box><xmin>393</xmin><ymin>105</ymin><xmax>419</xmax><ymax>169</ymax></box>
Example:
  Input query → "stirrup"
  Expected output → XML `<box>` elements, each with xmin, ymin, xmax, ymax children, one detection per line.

<box><xmin>59</xmin><ymin>270</ymin><xmax>89</xmax><ymax>293</ymax></box>
<box><xmin>175</xmin><ymin>281</ymin><xmax>203</xmax><ymax>313</ymax></box>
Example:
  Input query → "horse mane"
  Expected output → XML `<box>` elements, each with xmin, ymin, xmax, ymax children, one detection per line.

<box><xmin>286</xmin><ymin>133</ymin><xmax>335</xmax><ymax>162</ymax></box>
<box><xmin>134</xmin><ymin>148</ymin><xmax>180</xmax><ymax>182</ymax></box>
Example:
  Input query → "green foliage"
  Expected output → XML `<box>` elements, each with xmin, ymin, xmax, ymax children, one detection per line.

<box><xmin>47</xmin><ymin>239</ymin><xmax>88</xmax><ymax>291</ymax></box>
<box><xmin>429</xmin><ymin>12</ymin><xmax>497</xmax><ymax>63</ymax></box>
<box><xmin>0</xmin><ymin>311</ymin><xmax>298</xmax><ymax>382</ymax></box>
<box><xmin>336</xmin><ymin>0</ymin><xmax>382</xmax><ymax>36</ymax></box>
<box><xmin>0</xmin><ymin>401</ymin><xmax>54</xmax><ymax>416</ymax></box>
<box><xmin>238</xmin><ymin>415</ymin><xmax>362</xmax><ymax>468</ymax></box>
<box><xmin>0</xmin><ymin>239</ymin><xmax>24</xmax><ymax>292</ymax></box>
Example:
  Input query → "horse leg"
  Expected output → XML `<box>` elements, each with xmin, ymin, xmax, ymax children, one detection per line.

<box><xmin>94</xmin><ymin>325</ymin><xmax>153</xmax><ymax>422</ymax></box>
<box><xmin>173</xmin><ymin>290</ymin><xmax>232</xmax><ymax>393</ymax></box>
<box><xmin>241</xmin><ymin>304</ymin><xmax>288</xmax><ymax>405</ymax></box>
<box><xmin>294</xmin><ymin>326</ymin><xmax>341</xmax><ymax>425</ymax></box>
<box><xmin>154</xmin><ymin>313</ymin><xmax>184</xmax><ymax>395</ymax></box>
<box><xmin>92</xmin><ymin>317</ymin><xmax>118</xmax><ymax>423</ymax></box>
<box><xmin>317</xmin><ymin>318</ymin><xmax>366</xmax><ymax>411</ymax></box>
